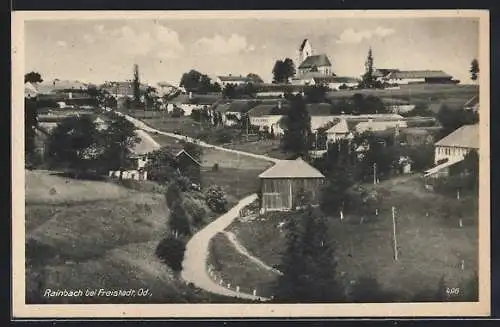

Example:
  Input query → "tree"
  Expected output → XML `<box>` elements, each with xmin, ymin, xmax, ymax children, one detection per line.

<box><xmin>319</xmin><ymin>165</ymin><xmax>355</xmax><ymax>215</ymax></box>
<box><xmin>132</xmin><ymin>64</ymin><xmax>141</xmax><ymax>106</ymax></box>
<box><xmin>222</xmin><ymin>83</ymin><xmax>237</xmax><ymax>99</ymax></box>
<box><xmin>46</xmin><ymin>115</ymin><xmax>103</xmax><ymax>176</ymax></box>
<box><xmin>246</xmin><ymin>73</ymin><xmax>264</xmax><ymax>84</ymax></box>
<box><xmin>99</xmin><ymin>116</ymin><xmax>140</xmax><ymax>176</ymax></box>
<box><xmin>180</xmin><ymin>69</ymin><xmax>220</xmax><ymax>93</ymax></box>
<box><xmin>470</xmin><ymin>59</ymin><xmax>479</xmax><ymax>82</ymax></box>
<box><xmin>169</xmin><ymin>200</ymin><xmax>192</xmax><ymax>236</ymax></box>
<box><xmin>155</xmin><ymin>235</ymin><xmax>187</xmax><ymax>275</ymax></box>
<box><xmin>360</xmin><ymin>47</ymin><xmax>380</xmax><ymax>89</ymax></box>
<box><xmin>281</xmin><ymin>95</ymin><xmax>311</xmax><ymax>157</ymax></box>
<box><xmin>436</xmin><ymin>106</ymin><xmax>479</xmax><ymax>139</ymax></box>
<box><xmin>205</xmin><ymin>185</ymin><xmax>228</xmax><ymax>213</ymax></box>
<box><xmin>145</xmin><ymin>147</ymin><xmax>179</xmax><ymax>184</ymax></box>
<box><xmin>25</xmin><ymin>71</ymin><xmax>43</xmax><ymax>84</ymax></box>
<box><xmin>275</xmin><ymin>207</ymin><xmax>346</xmax><ymax>302</ymax></box>
<box><xmin>272</xmin><ymin>58</ymin><xmax>296</xmax><ymax>84</ymax></box>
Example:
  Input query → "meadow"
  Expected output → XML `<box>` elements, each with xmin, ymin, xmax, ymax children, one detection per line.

<box><xmin>25</xmin><ymin>170</ymin><xmax>243</xmax><ymax>304</ymax></box>
<box><xmin>226</xmin><ymin>174</ymin><xmax>479</xmax><ymax>301</ymax></box>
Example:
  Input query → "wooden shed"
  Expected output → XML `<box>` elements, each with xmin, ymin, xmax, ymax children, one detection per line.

<box><xmin>258</xmin><ymin>157</ymin><xmax>325</xmax><ymax>213</ymax></box>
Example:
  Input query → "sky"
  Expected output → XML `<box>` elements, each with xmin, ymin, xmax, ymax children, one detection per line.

<box><xmin>24</xmin><ymin>14</ymin><xmax>480</xmax><ymax>85</ymax></box>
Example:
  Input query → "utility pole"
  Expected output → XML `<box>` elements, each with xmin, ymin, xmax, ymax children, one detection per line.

<box><xmin>373</xmin><ymin>162</ymin><xmax>377</xmax><ymax>185</ymax></box>
<box><xmin>392</xmin><ymin>206</ymin><xmax>398</xmax><ymax>261</ymax></box>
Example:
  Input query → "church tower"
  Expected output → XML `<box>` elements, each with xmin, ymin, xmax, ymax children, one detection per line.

<box><xmin>298</xmin><ymin>39</ymin><xmax>313</xmax><ymax>66</ymax></box>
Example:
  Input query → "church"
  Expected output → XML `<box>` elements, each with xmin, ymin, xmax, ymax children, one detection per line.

<box><xmin>292</xmin><ymin>39</ymin><xmax>335</xmax><ymax>85</ymax></box>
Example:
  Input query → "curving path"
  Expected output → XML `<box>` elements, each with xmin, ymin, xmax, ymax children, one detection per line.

<box><xmin>180</xmin><ymin>193</ymin><xmax>269</xmax><ymax>301</ymax></box>
<box><xmin>222</xmin><ymin>231</ymin><xmax>283</xmax><ymax>276</ymax></box>
<box><xmin>114</xmin><ymin>111</ymin><xmax>282</xmax><ymax>164</ymax></box>
<box><xmin>113</xmin><ymin>110</ymin><xmax>279</xmax><ymax>301</ymax></box>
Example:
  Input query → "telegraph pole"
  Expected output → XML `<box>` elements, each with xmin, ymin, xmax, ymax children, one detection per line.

<box><xmin>373</xmin><ymin>162</ymin><xmax>377</xmax><ymax>185</ymax></box>
<box><xmin>392</xmin><ymin>206</ymin><xmax>398</xmax><ymax>261</ymax></box>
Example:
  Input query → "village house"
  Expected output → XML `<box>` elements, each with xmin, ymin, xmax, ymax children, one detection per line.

<box><xmin>258</xmin><ymin>157</ymin><xmax>325</xmax><ymax>213</ymax></box>
<box><xmin>386</xmin><ymin>70</ymin><xmax>454</xmax><ymax>85</ymax></box>
<box><xmin>424</xmin><ymin>123</ymin><xmax>479</xmax><ymax>177</ymax></box>
<box><xmin>215</xmin><ymin>75</ymin><xmax>250</xmax><ymax>87</ymax></box>
<box><xmin>463</xmin><ymin>94</ymin><xmax>479</xmax><ymax>112</ymax></box>
<box><xmin>373</xmin><ymin>68</ymin><xmax>400</xmax><ymax>84</ymax></box>
<box><xmin>25</xmin><ymin>82</ymin><xmax>38</xmax><ymax>99</ymax></box>
<box><xmin>314</xmin><ymin>76</ymin><xmax>359</xmax><ymax>90</ymax></box>
<box><xmin>326</xmin><ymin>119</ymin><xmax>357</xmax><ymax>143</ymax></box>
<box><xmin>108</xmin><ymin>129</ymin><xmax>161</xmax><ymax>181</ymax></box>
<box><xmin>297</xmin><ymin>39</ymin><xmax>334</xmax><ymax>77</ymax></box>
<box><xmin>355</xmin><ymin>118</ymin><xmax>408</xmax><ymax>134</ymax></box>
<box><xmin>175</xmin><ymin>149</ymin><xmax>202</xmax><ymax>184</ymax></box>
<box><xmin>215</xmin><ymin>100</ymin><xmax>258</xmax><ymax>127</ymax></box>
<box><xmin>247</xmin><ymin>100</ymin><xmax>288</xmax><ymax>136</ymax></box>
<box><xmin>306</xmin><ymin>103</ymin><xmax>337</xmax><ymax>132</ymax></box>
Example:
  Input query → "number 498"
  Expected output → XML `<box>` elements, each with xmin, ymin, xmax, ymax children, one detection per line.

<box><xmin>446</xmin><ymin>288</ymin><xmax>460</xmax><ymax>295</ymax></box>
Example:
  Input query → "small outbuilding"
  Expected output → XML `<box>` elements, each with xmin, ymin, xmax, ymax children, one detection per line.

<box><xmin>258</xmin><ymin>157</ymin><xmax>325</xmax><ymax>213</ymax></box>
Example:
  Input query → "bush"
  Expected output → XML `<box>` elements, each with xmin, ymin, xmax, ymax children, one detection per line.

<box><xmin>155</xmin><ymin>235</ymin><xmax>187</xmax><ymax>273</ymax></box>
<box><xmin>212</xmin><ymin>163</ymin><xmax>219</xmax><ymax>171</ymax></box>
<box><xmin>171</xmin><ymin>106</ymin><xmax>185</xmax><ymax>118</ymax></box>
<box><xmin>165</xmin><ymin>182</ymin><xmax>182</xmax><ymax>207</ymax></box>
<box><xmin>169</xmin><ymin>200</ymin><xmax>192</xmax><ymax>236</ymax></box>
<box><xmin>183</xmin><ymin>196</ymin><xmax>208</xmax><ymax>227</ymax></box>
<box><xmin>205</xmin><ymin>185</ymin><xmax>228</xmax><ymax>213</ymax></box>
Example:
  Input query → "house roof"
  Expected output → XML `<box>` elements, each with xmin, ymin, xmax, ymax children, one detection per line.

<box><xmin>190</xmin><ymin>94</ymin><xmax>221</xmax><ymax>105</ymax></box>
<box><xmin>435</xmin><ymin>124</ymin><xmax>479</xmax><ymax>149</ymax></box>
<box><xmin>247</xmin><ymin>102</ymin><xmax>289</xmax><ymax>117</ymax></box>
<box><xmin>132</xmin><ymin>129</ymin><xmax>162</xmax><ymax>155</ymax></box>
<box><xmin>299</xmin><ymin>39</ymin><xmax>309</xmax><ymax>51</ymax></box>
<box><xmin>168</xmin><ymin>94</ymin><xmax>191</xmax><ymax>104</ymax></box>
<box><xmin>36</xmin><ymin>79</ymin><xmax>89</xmax><ymax>94</ymax></box>
<box><xmin>259</xmin><ymin>157</ymin><xmax>325</xmax><ymax>179</ymax></box>
<box><xmin>326</xmin><ymin>119</ymin><xmax>351</xmax><ymax>134</ymax></box>
<box><xmin>373</xmin><ymin>69</ymin><xmax>400</xmax><ymax>78</ymax></box>
<box><xmin>424</xmin><ymin>157</ymin><xmax>464</xmax><ymax>177</ymax></box>
<box><xmin>306</xmin><ymin>103</ymin><xmax>333</xmax><ymax>116</ymax></box>
<box><xmin>25</xmin><ymin>82</ymin><xmax>38</xmax><ymax>98</ymax></box>
<box><xmin>464</xmin><ymin>95</ymin><xmax>479</xmax><ymax>109</ymax></box>
<box><xmin>298</xmin><ymin>54</ymin><xmax>332</xmax><ymax>69</ymax></box>
<box><xmin>388</xmin><ymin>70</ymin><xmax>452</xmax><ymax>80</ymax></box>
<box><xmin>175</xmin><ymin>149</ymin><xmax>202</xmax><ymax>166</ymax></box>
<box><xmin>314</xmin><ymin>76</ymin><xmax>358</xmax><ymax>84</ymax></box>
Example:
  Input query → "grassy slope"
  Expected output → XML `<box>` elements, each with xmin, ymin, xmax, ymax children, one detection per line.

<box><xmin>326</xmin><ymin>84</ymin><xmax>478</xmax><ymax>104</ymax></box>
<box><xmin>207</xmin><ymin>232</ymin><xmax>278</xmax><ymax>298</ymax></box>
<box><xmin>25</xmin><ymin>170</ymin><xmax>239</xmax><ymax>304</ymax></box>
<box><xmin>228</xmin><ymin>174</ymin><xmax>478</xmax><ymax>301</ymax></box>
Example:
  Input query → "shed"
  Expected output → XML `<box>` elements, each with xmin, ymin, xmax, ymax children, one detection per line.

<box><xmin>258</xmin><ymin>157</ymin><xmax>325</xmax><ymax>213</ymax></box>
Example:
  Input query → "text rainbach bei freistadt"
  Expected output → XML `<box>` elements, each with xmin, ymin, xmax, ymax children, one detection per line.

<box><xmin>43</xmin><ymin>288</ymin><xmax>151</xmax><ymax>297</ymax></box>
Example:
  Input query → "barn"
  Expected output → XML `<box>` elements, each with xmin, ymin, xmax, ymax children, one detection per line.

<box><xmin>258</xmin><ymin>157</ymin><xmax>325</xmax><ymax>213</ymax></box>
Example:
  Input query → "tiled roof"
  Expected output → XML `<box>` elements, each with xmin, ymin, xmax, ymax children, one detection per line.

<box><xmin>259</xmin><ymin>157</ymin><xmax>325</xmax><ymax>179</ymax></box>
<box><xmin>388</xmin><ymin>70</ymin><xmax>452</xmax><ymax>79</ymax></box>
<box><xmin>247</xmin><ymin>102</ymin><xmax>289</xmax><ymax>117</ymax></box>
<box><xmin>132</xmin><ymin>129</ymin><xmax>162</xmax><ymax>155</ymax></box>
<box><xmin>298</xmin><ymin>54</ymin><xmax>332</xmax><ymax>69</ymax></box>
<box><xmin>327</xmin><ymin>119</ymin><xmax>349</xmax><ymax>134</ymax></box>
<box><xmin>435</xmin><ymin>124</ymin><xmax>479</xmax><ymax>149</ymax></box>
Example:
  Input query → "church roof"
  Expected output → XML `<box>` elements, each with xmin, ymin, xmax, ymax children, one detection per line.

<box><xmin>299</xmin><ymin>39</ymin><xmax>309</xmax><ymax>51</ymax></box>
<box><xmin>298</xmin><ymin>54</ymin><xmax>332</xmax><ymax>69</ymax></box>
<box><xmin>258</xmin><ymin>157</ymin><xmax>325</xmax><ymax>179</ymax></box>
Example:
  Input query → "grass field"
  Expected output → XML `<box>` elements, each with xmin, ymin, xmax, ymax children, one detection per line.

<box><xmin>227</xmin><ymin>174</ymin><xmax>479</xmax><ymax>301</ymax></box>
<box><xmin>222</xmin><ymin>139</ymin><xmax>293</xmax><ymax>160</ymax></box>
<box><xmin>207</xmin><ymin>232</ymin><xmax>278</xmax><ymax>298</ymax></box>
<box><xmin>326</xmin><ymin>84</ymin><xmax>478</xmax><ymax>104</ymax></box>
<box><xmin>25</xmin><ymin>170</ymin><xmax>244</xmax><ymax>304</ymax></box>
